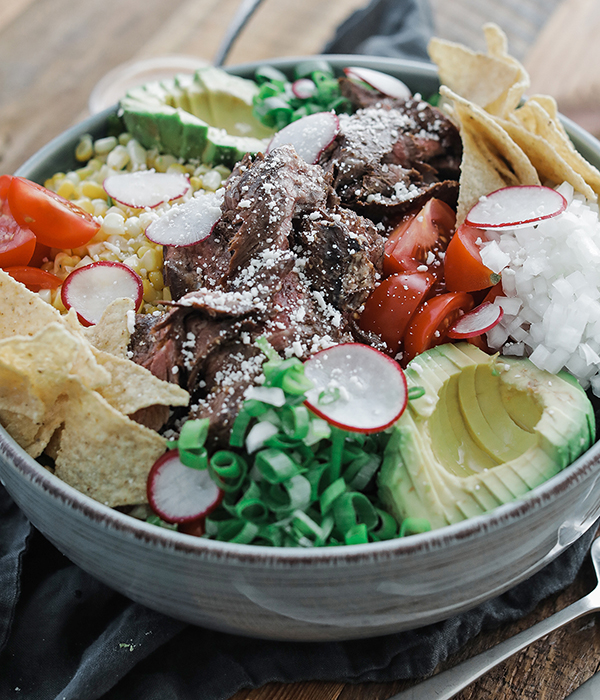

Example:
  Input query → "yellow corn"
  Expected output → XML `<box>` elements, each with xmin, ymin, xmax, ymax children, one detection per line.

<box><xmin>56</xmin><ymin>180</ymin><xmax>76</xmax><ymax>199</ymax></box>
<box><xmin>75</xmin><ymin>134</ymin><xmax>94</xmax><ymax>162</ymax></box>
<box><xmin>148</xmin><ymin>270</ymin><xmax>164</xmax><ymax>291</ymax></box>
<box><xmin>80</xmin><ymin>180</ymin><xmax>108</xmax><ymax>200</ymax></box>
<box><xmin>140</xmin><ymin>247</ymin><xmax>162</xmax><ymax>272</ymax></box>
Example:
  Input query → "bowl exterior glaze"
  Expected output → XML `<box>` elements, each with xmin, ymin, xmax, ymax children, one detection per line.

<box><xmin>2</xmin><ymin>56</ymin><xmax>600</xmax><ymax>642</ymax></box>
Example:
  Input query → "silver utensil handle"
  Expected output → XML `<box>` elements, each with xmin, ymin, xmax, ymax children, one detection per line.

<box><xmin>213</xmin><ymin>0</ymin><xmax>266</xmax><ymax>66</ymax></box>
<box><xmin>388</xmin><ymin>596</ymin><xmax>594</xmax><ymax>700</ymax></box>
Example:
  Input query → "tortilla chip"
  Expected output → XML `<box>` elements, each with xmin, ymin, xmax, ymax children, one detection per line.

<box><xmin>53</xmin><ymin>378</ymin><xmax>166</xmax><ymax>506</ymax></box>
<box><xmin>93</xmin><ymin>349</ymin><xmax>189</xmax><ymax>416</ymax></box>
<box><xmin>441</xmin><ymin>87</ymin><xmax>540</xmax><ymax>222</ymax></box>
<box><xmin>80</xmin><ymin>297</ymin><xmax>135</xmax><ymax>358</ymax></box>
<box><xmin>511</xmin><ymin>97</ymin><xmax>600</xmax><ymax>198</ymax></box>
<box><xmin>429</xmin><ymin>24</ymin><xmax>529</xmax><ymax>118</ymax></box>
<box><xmin>498</xmin><ymin>116</ymin><xmax>597</xmax><ymax>200</ymax></box>
<box><xmin>0</xmin><ymin>270</ymin><xmax>189</xmax><ymax>416</ymax></box>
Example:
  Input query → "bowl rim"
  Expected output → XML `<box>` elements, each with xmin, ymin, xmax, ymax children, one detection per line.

<box><xmin>4</xmin><ymin>54</ymin><xmax>600</xmax><ymax>566</ymax></box>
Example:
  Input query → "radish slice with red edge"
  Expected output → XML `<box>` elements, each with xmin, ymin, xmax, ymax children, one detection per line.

<box><xmin>447</xmin><ymin>301</ymin><xmax>504</xmax><ymax>339</ymax></box>
<box><xmin>103</xmin><ymin>171</ymin><xmax>190</xmax><ymax>209</ymax></box>
<box><xmin>267</xmin><ymin>111</ymin><xmax>339</xmax><ymax>164</ymax></box>
<box><xmin>343</xmin><ymin>66</ymin><xmax>411</xmax><ymax>100</ymax></box>
<box><xmin>147</xmin><ymin>449</ymin><xmax>223</xmax><ymax>524</ymax></box>
<box><xmin>465</xmin><ymin>185</ymin><xmax>567</xmax><ymax>229</ymax></box>
<box><xmin>303</xmin><ymin>343</ymin><xmax>408</xmax><ymax>433</ymax></box>
<box><xmin>145</xmin><ymin>189</ymin><xmax>224</xmax><ymax>247</ymax></box>
<box><xmin>292</xmin><ymin>78</ymin><xmax>316</xmax><ymax>99</ymax></box>
<box><xmin>61</xmin><ymin>261</ymin><xmax>143</xmax><ymax>326</ymax></box>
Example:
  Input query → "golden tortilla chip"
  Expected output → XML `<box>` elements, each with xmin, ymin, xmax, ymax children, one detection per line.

<box><xmin>80</xmin><ymin>297</ymin><xmax>135</xmax><ymax>358</ymax></box>
<box><xmin>0</xmin><ymin>270</ymin><xmax>189</xmax><ymax>416</ymax></box>
<box><xmin>441</xmin><ymin>87</ymin><xmax>540</xmax><ymax>222</ymax></box>
<box><xmin>53</xmin><ymin>378</ymin><xmax>166</xmax><ymax>506</ymax></box>
<box><xmin>510</xmin><ymin>97</ymin><xmax>600</xmax><ymax>198</ymax></box>
<box><xmin>93</xmin><ymin>350</ymin><xmax>189</xmax><ymax>416</ymax></box>
<box><xmin>498</xmin><ymin>116</ymin><xmax>596</xmax><ymax>200</ymax></box>
<box><xmin>429</xmin><ymin>24</ymin><xmax>529</xmax><ymax>118</ymax></box>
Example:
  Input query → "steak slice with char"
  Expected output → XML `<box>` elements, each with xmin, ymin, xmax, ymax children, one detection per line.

<box><xmin>319</xmin><ymin>100</ymin><xmax>461</xmax><ymax>220</ymax></box>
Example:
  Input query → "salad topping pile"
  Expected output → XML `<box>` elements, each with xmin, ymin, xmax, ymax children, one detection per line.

<box><xmin>0</xmin><ymin>24</ymin><xmax>599</xmax><ymax>544</ymax></box>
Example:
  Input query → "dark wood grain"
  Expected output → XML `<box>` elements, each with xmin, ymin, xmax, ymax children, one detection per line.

<box><xmin>2</xmin><ymin>1</ymin><xmax>599</xmax><ymax>699</ymax></box>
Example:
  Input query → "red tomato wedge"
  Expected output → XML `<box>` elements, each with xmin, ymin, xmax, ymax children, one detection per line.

<box><xmin>384</xmin><ymin>198</ymin><xmax>455</xmax><ymax>277</ymax></box>
<box><xmin>0</xmin><ymin>175</ymin><xmax>37</xmax><ymax>268</ymax></box>
<box><xmin>4</xmin><ymin>265</ymin><xmax>62</xmax><ymax>292</ymax></box>
<box><xmin>444</xmin><ymin>223</ymin><xmax>500</xmax><ymax>292</ymax></box>
<box><xmin>359</xmin><ymin>271</ymin><xmax>436</xmax><ymax>354</ymax></box>
<box><xmin>403</xmin><ymin>291</ymin><xmax>474</xmax><ymax>364</ymax></box>
<box><xmin>8</xmin><ymin>176</ymin><xmax>100</xmax><ymax>249</ymax></box>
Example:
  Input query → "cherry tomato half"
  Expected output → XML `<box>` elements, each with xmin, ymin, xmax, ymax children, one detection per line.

<box><xmin>444</xmin><ymin>223</ymin><xmax>500</xmax><ymax>292</ymax></box>
<box><xmin>4</xmin><ymin>266</ymin><xmax>62</xmax><ymax>292</ymax></box>
<box><xmin>403</xmin><ymin>291</ymin><xmax>474</xmax><ymax>364</ymax></box>
<box><xmin>359</xmin><ymin>271</ymin><xmax>436</xmax><ymax>354</ymax></box>
<box><xmin>8</xmin><ymin>176</ymin><xmax>100</xmax><ymax>249</ymax></box>
<box><xmin>384</xmin><ymin>198</ymin><xmax>455</xmax><ymax>277</ymax></box>
<box><xmin>0</xmin><ymin>175</ymin><xmax>36</xmax><ymax>268</ymax></box>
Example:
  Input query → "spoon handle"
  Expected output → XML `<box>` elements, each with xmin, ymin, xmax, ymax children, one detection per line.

<box><xmin>213</xmin><ymin>0</ymin><xmax>266</xmax><ymax>66</ymax></box>
<box><xmin>387</xmin><ymin>595</ymin><xmax>596</xmax><ymax>700</ymax></box>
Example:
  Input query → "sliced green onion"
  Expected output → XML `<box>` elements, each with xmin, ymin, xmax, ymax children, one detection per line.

<box><xmin>400</xmin><ymin>517</ymin><xmax>432</xmax><ymax>537</ymax></box>
<box><xmin>229</xmin><ymin>408</ymin><xmax>253</xmax><ymax>448</ymax></box>
<box><xmin>209</xmin><ymin>451</ymin><xmax>248</xmax><ymax>492</ymax></box>
<box><xmin>343</xmin><ymin>453</ymin><xmax>380</xmax><ymax>491</ymax></box>
<box><xmin>344</xmin><ymin>523</ymin><xmax>369</xmax><ymax>545</ymax></box>
<box><xmin>407</xmin><ymin>386</ymin><xmax>426</xmax><ymax>401</ymax></box>
<box><xmin>371</xmin><ymin>508</ymin><xmax>399</xmax><ymax>540</ymax></box>
<box><xmin>177</xmin><ymin>418</ymin><xmax>210</xmax><ymax>469</ymax></box>
<box><xmin>329</xmin><ymin>426</ymin><xmax>346</xmax><ymax>481</ymax></box>
<box><xmin>264</xmin><ymin>474</ymin><xmax>311</xmax><ymax>516</ymax></box>
<box><xmin>333</xmin><ymin>492</ymin><xmax>378</xmax><ymax>534</ymax></box>
<box><xmin>280</xmin><ymin>404</ymin><xmax>310</xmax><ymax>440</ymax></box>
<box><xmin>319</xmin><ymin>477</ymin><xmax>346</xmax><ymax>513</ymax></box>
<box><xmin>255</xmin><ymin>448</ymin><xmax>300</xmax><ymax>483</ymax></box>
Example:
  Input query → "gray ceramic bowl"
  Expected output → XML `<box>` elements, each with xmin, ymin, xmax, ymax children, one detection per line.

<box><xmin>2</xmin><ymin>55</ymin><xmax>600</xmax><ymax>642</ymax></box>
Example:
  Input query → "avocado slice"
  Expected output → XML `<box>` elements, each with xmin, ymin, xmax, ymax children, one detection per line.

<box><xmin>119</xmin><ymin>67</ymin><xmax>274</xmax><ymax>165</ymax></box>
<box><xmin>378</xmin><ymin>343</ymin><xmax>595</xmax><ymax>531</ymax></box>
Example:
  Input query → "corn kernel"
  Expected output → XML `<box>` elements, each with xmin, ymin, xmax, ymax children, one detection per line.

<box><xmin>75</xmin><ymin>134</ymin><xmax>94</xmax><ymax>162</ymax></box>
<box><xmin>162</xmin><ymin>286</ymin><xmax>172</xmax><ymax>302</ymax></box>
<box><xmin>118</xmin><ymin>132</ymin><xmax>133</xmax><ymax>146</ymax></box>
<box><xmin>142</xmin><ymin>279</ymin><xmax>159</xmax><ymax>302</ymax></box>
<box><xmin>124</xmin><ymin>216</ymin><xmax>142</xmax><ymax>237</ymax></box>
<box><xmin>101</xmin><ymin>212</ymin><xmax>126</xmax><ymax>236</ymax></box>
<box><xmin>127</xmin><ymin>139</ymin><xmax>147</xmax><ymax>170</ymax></box>
<box><xmin>140</xmin><ymin>248</ymin><xmax>162</xmax><ymax>272</ymax></box>
<box><xmin>166</xmin><ymin>163</ymin><xmax>187</xmax><ymax>175</ymax></box>
<box><xmin>92</xmin><ymin>199</ymin><xmax>109</xmax><ymax>217</ymax></box>
<box><xmin>94</xmin><ymin>136</ymin><xmax>118</xmax><ymax>155</ymax></box>
<box><xmin>189</xmin><ymin>176</ymin><xmax>202</xmax><ymax>192</ymax></box>
<box><xmin>214</xmin><ymin>165</ymin><xmax>231</xmax><ymax>179</ymax></box>
<box><xmin>72</xmin><ymin>198</ymin><xmax>95</xmax><ymax>215</ymax></box>
<box><xmin>202</xmin><ymin>169</ymin><xmax>222</xmax><ymax>191</ymax></box>
<box><xmin>153</xmin><ymin>154</ymin><xmax>178</xmax><ymax>173</ymax></box>
<box><xmin>107</xmin><ymin>144</ymin><xmax>130</xmax><ymax>171</ymax></box>
<box><xmin>53</xmin><ymin>293</ymin><xmax>67</xmax><ymax>312</ymax></box>
<box><xmin>80</xmin><ymin>180</ymin><xmax>107</xmax><ymax>200</ymax></box>
<box><xmin>56</xmin><ymin>180</ymin><xmax>76</xmax><ymax>199</ymax></box>
<box><xmin>148</xmin><ymin>270</ymin><xmax>164</xmax><ymax>291</ymax></box>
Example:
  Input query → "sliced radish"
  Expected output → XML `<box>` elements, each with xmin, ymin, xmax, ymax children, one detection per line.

<box><xmin>61</xmin><ymin>261</ymin><xmax>143</xmax><ymax>326</ymax></box>
<box><xmin>303</xmin><ymin>343</ymin><xmax>408</xmax><ymax>433</ymax></box>
<box><xmin>103</xmin><ymin>171</ymin><xmax>190</xmax><ymax>209</ymax></box>
<box><xmin>147</xmin><ymin>449</ymin><xmax>223</xmax><ymax>524</ymax></box>
<box><xmin>343</xmin><ymin>66</ymin><xmax>411</xmax><ymax>101</ymax></box>
<box><xmin>267</xmin><ymin>111</ymin><xmax>339</xmax><ymax>164</ymax></box>
<box><xmin>292</xmin><ymin>78</ymin><xmax>316</xmax><ymax>100</ymax></box>
<box><xmin>145</xmin><ymin>190</ymin><xmax>224</xmax><ymax>247</ymax></box>
<box><xmin>465</xmin><ymin>186</ymin><xmax>567</xmax><ymax>230</ymax></box>
<box><xmin>447</xmin><ymin>301</ymin><xmax>504</xmax><ymax>339</ymax></box>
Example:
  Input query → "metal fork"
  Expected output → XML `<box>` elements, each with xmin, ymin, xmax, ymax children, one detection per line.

<box><xmin>388</xmin><ymin>536</ymin><xmax>600</xmax><ymax>700</ymax></box>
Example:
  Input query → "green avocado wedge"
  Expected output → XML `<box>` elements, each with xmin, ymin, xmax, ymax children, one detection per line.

<box><xmin>119</xmin><ymin>66</ymin><xmax>274</xmax><ymax>165</ymax></box>
<box><xmin>378</xmin><ymin>343</ymin><xmax>596</xmax><ymax>531</ymax></box>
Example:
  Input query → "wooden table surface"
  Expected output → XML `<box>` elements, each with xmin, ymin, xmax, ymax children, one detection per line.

<box><xmin>2</xmin><ymin>1</ymin><xmax>600</xmax><ymax>698</ymax></box>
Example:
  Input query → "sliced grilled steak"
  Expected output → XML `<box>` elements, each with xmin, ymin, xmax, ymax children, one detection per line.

<box><xmin>319</xmin><ymin>100</ymin><xmax>461</xmax><ymax>220</ymax></box>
